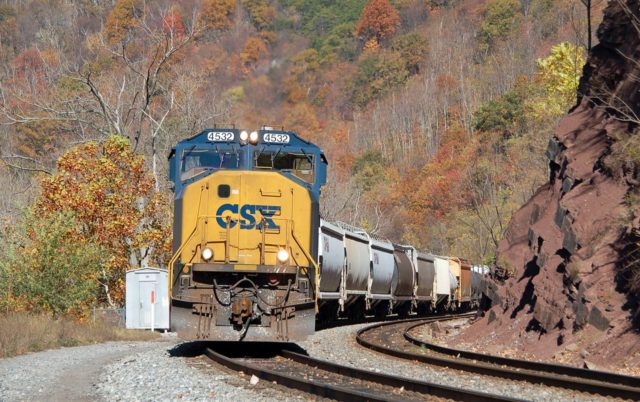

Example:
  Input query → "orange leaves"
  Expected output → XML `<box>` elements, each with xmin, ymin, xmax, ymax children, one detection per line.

<box><xmin>356</xmin><ymin>0</ymin><xmax>401</xmax><ymax>44</ymax></box>
<box><xmin>404</xmin><ymin>127</ymin><xmax>477</xmax><ymax>224</ymax></box>
<box><xmin>104</xmin><ymin>0</ymin><xmax>143</xmax><ymax>44</ymax></box>
<box><xmin>162</xmin><ymin>8</ymin><xmax>185</xmax><ymax>38</ymax></box>
<box><xmin>34</xmin><ymin>135</ymin><xmax>171</xmax><ymax>306</ymax></box>
<box><xmin>240</xmin><ymin>36</ymin><xmax>268</xmax><ymax>74</ymax></box>
<box><xmin>201</xmin><ymin>0</ymin><xmax>236</xmax><ymax>30</ymax></box>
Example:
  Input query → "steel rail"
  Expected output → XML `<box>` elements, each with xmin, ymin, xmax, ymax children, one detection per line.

<box><xmin>404</xmin><ymin>321</ymin><xmax>640</xmax><ymax>388</ymax></box>
<box><xmin>281</xmin><ymin>350</ymin><xmax>518</xmax><ymax>402</ymax></box>
<box><xmin>356</xmin><ymin>319</ymin><xmax>640</xmax><ymax>400</ymax></box>
<box><xmin>204</xmin><ymin>345</ymin><xmax>518</xmax><ymax>401</ymax></box>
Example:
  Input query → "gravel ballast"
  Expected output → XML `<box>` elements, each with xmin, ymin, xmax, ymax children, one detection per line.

<box><xmin>299</xmin><ymin>321</ymin><xmax>611</xmax><ymax>402</ymax></box>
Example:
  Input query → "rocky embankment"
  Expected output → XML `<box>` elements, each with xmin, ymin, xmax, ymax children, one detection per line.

<box><xmin>456</xmin><ymin>0</ymin><xmax>640</xmax><ymax>374</ymax></box>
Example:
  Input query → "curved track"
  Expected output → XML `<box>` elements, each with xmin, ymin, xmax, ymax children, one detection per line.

<box><xmin>204</xmin><ymin>345</ymin><xmax>517</xmax><ymax>401</ymax></box>
<box><xmin>357</xmin><ymin>318</ymin><xmax>640</xmax><ymax>400</ymax></box>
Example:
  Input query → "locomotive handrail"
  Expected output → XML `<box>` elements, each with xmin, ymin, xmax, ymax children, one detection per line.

<box><xmin>167</xmin><ymin>225</ymin><xmax>198</xmax><ymax>298</ymax></box>
<box><xmin>290</xmin><ymin>227</ymin><xmax>320</xmax><ymax>313</ymax></box>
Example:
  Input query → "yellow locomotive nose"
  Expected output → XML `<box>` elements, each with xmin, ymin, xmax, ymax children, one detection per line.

<box><xmin>178</xmin><ymin>170</ymin><xmax>313</xmax><ymax>270</ymax></box>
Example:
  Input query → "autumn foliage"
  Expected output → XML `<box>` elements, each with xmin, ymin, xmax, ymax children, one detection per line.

<box><xmin>201</xmin><ymin>0</ymin><xmax>236</xmax><ymax>30</ymax></box>
<box><xmin>35</xmin><ymin>136</ymin><xmax>171</xmax><ymax>306</ymax></box>
<box><xmin>0</xmin><ymin>0</ymin><xmax>601</xmax><ymax>312</ymax></box>
<box><xmin>104</xmin><ymin>0</ymin><xmax>142</xmax><ymax>44</ymax></box>
<box><xmin>356</xmin><ymin>0</ymin><xmax>401</xmax><ymax>44</ymax></box>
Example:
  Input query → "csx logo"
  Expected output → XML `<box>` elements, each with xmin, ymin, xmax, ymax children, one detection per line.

<box><xmin>216</xmin><ymin>204</ymin><xmax>280</xmax><ymax>230</ymax></box>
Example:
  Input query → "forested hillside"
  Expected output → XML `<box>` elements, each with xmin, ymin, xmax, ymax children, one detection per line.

<box><xmin>0</xmin><ymin>0</ymin><xmax>599</xmax><ymax>315</ymax></box>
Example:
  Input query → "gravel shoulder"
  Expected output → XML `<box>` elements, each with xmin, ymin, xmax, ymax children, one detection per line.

<box><xmin>0</xmin><ymin>339</ymin><xmax>168</xmax><ymax>402</ymax></box>
<box><xmin>0</xmin><ymin>335</ymin><xmax>302</xmax><ymax>402</ymax></box>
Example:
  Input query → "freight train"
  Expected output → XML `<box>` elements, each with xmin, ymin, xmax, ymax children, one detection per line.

<box><xmin>167</xmin><ymin>128</ymin><xmax>487</xmax><ymax>342</ymax></box>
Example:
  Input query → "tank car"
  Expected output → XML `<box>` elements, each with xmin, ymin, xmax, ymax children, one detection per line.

<box><xmin>167</xmin><ymin>128</ymin><xmax>327</xmax><ymax>341</ymax></box>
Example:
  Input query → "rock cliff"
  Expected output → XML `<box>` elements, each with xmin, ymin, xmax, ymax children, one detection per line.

<box><xmin>460</xmin><ymin>0</ymin><xmax>640</xmax><ymax>372</ymax></box>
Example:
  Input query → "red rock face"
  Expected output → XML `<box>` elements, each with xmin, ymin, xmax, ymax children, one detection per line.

<box><xmin>459</xmin><ymin>0</ymin><xmax>640</xmax><ymax>372</ymax></box>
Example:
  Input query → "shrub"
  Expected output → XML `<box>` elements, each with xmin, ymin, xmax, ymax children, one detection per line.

<box><xmin>473</xmin><ymin>88</ymin><xmax>526</xmax><ymax>133</ymax></box>
<box><xmin>0</xmin><ymin>312</ymin><xmax>158</xmax><ymax>358</ymax></box>
<box><xmin>0</xmin><ymin>211</ymin><xmax>104</xmax><ymax>317</ymax></box>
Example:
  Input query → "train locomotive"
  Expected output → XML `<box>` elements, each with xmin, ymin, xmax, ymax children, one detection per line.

<box><xmin>168</xmin><ymin>128</ymin><xmax>326</xmax><ymax>341</ymax></box>
<box><xmin>168</xmin><ymin>128</ymin><xmax>488</xmax><ymax>342</ymax></box>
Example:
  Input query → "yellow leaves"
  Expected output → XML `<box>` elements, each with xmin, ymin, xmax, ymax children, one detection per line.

<box><xmin>531</xmin><ymin>42</ymin><xmax>586</xmax><ymax>118</ymax></box>
<box><xmin>32</xmin><ymin>135</ymin><xmax>171</xmax><ymax>306</ymax></box>
<box><xmin>363</xmin><ymin>37</ymin><xmax>380</xmax><ymax>52</ymax></box>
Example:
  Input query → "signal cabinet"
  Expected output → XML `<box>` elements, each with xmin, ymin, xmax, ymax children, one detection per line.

<box><xmin>125</xmin><ymin>268</ymin><xmax>169</xmax><ymax>330</ymax></box>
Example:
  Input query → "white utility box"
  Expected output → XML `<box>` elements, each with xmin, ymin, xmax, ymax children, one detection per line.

<box><xmin>125</xmin><ymin>268</ymin><xmax>169</xmax><ymax>330</ymax></box>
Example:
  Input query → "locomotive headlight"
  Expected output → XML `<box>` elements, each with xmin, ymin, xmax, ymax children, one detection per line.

<box><xmin>239</xmin><ymin>130</ymin><xmax>249</xmax><ymax>142</ymax></box>
<box><xmin>277</xmin><ymin>249</ymin><xmax>289</xmax><ymax>263</ymax></box>
<box><xmin>249</xmin><ymin>131</ymin><xmax>259</xmax><ymax>144</ymax></box>
<box><xmin>201</xmin><ymin>247</ymin><xmax>213</xmax><ymax>262</ymax></box>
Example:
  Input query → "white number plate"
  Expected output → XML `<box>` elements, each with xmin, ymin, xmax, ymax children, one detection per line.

<box><xmin>207</xmin><ymin>131</ymin><xmax>234</xmax><ymax>142</ymax></box>
<box><xmin>263</xmin><ymin>133</ymin><xmax>290</xmax><ymax>144</ymax></box>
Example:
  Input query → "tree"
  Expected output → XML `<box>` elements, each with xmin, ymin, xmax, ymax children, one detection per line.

<box><xmin>240</xmin><ymin>36</ymin><xmax>268</xmax><ymax>73</ymax></box>
<box><xmin>532</xmin><ymin>42</ymin><xmax>585</xmax><ymax>117</ymax></box>
<box><xmin>200</xmin><ymin>0</ymin><xmax>236</xmax><ymax>30</ymax></box>
<box><xmin>35</xmin><ymin>135</ymin><xmax>171</xmax><ymax>306</ymax></box>
<box><xmin>478</xmin><ymin>0</ymin><xmax>522</xmax><ymax>52</ymax></box>
<box><xmin>473</xmin><ymin>86</ymin><xmax>527</xmax><ymax>133</ymax></box>
<box><xmin>391</xmin><ymin>32</ymin><xmax>428</xmax><ymax>74</ymax></box>
<box><xmin>350</xmin><ymin>51</ymin><xmax>409</xmax><ymax>107</ymax></box>
<box><xmin>355</xmin><ymin>0</ymin><xmax>401</xmax><ymax>44</ymax></box>
<box><xmin>104</xmin><ymin>0</ymin><xmax>143</xmax><ymax>44</ymax></box>
<box><xmin>580</xmin><ymin>0</ymin><xmax>592</xmax><ymax>50</ymax></box>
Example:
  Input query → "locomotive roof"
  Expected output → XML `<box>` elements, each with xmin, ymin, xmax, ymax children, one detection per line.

<box><xmin>170</xmin><ymin>127</ymin><xmax>323</xmax><ymax>156</ymax></box>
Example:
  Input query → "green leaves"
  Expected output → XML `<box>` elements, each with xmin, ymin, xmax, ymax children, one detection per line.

<box><xmin>0</xmin><ymin>211</ymin><xmax>104</xmax><ymax>317</ymax></box>
<box><xmin>478</xmin><ymin>0</ymin><xmax>522</xmax><ymax>53</ymax></box>
<box><xmin>350</xmin><ymin>51</ymin><xmax>409</xmax><ymax>107</ymax></box>
<box><xmin>473</xmin><ymin>87</ymin><xmax>527</xmax><ymax>133</ymax></box>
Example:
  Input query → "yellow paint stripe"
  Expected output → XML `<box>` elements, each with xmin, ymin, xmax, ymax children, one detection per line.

<box><xmin>234</xmin><ymin>264</ymin><xmax>258</xmax><ymax>271</ymax></box>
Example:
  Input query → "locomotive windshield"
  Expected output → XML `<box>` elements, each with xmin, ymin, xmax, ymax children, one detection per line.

<box><xmin>254</xmin><ymin>149</ymin><xmax>314</xmax><ymax>184</ymax></box>
<box><xmin>180</xmin><ymin>147</ymin><xmax>240</xmax><ymax>181</ymax></box>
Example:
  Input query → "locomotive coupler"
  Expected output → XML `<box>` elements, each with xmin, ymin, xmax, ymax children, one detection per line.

<box><xmin>231</xmin><ymin>297</ymin><xmax>253</xmax><ymax>327</ymax></box>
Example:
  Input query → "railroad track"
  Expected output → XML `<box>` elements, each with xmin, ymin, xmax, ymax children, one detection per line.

<box><xmin>204</xmin><ymin>345</ymin><xmax>517</xmax><ymax>401</ymax></box>
<box><xmin>356</xmin><ymin>317</ymin><xmax>640</xmax><ymax>400</ymax></box>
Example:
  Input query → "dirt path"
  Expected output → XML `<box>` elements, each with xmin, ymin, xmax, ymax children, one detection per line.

<box><xmin>0</xmin><ymin>340</ymin><xmax>172</xmax><ymax>401</ymax></box>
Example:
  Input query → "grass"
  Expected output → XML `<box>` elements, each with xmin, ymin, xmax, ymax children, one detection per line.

<box><xmin>0</xmin><ymin>312</ymin><xmax>160</xmax><ymax>358</ymax></box>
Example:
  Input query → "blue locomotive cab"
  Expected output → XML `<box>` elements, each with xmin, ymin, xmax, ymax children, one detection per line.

<box><xmin>168</xmin><ymin>128</ymin><xmax>326</xmax><ymax>194</ymax></box>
